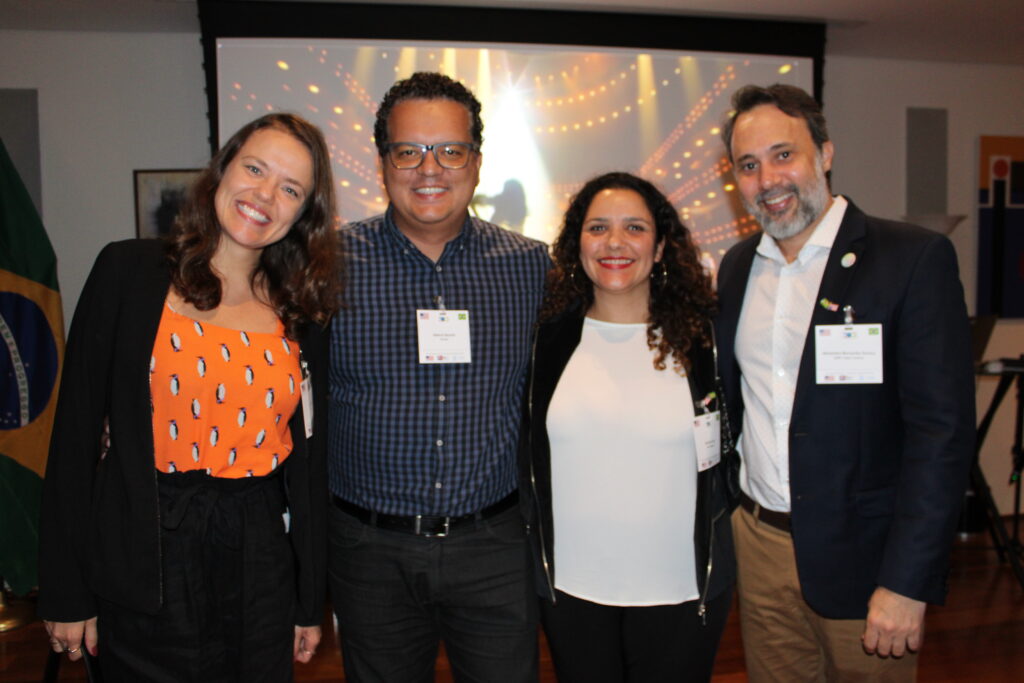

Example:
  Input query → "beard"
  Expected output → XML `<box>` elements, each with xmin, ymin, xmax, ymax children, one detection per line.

<box><xmin>743</xmin><ymin>159</ymin><xmax>831</xmax><ymax>242</ymax></box>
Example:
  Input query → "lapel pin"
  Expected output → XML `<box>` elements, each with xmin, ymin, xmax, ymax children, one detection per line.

<box><xmin>841</xmin><ymin>252</ymin><xmax>856</xmax><ymax>268</ymax></box>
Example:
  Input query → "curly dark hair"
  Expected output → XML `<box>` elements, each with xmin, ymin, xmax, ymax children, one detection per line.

<box><xmin>721</xmin><ymin>83</ymin><xmax>829</xmax><ymax>162</ymax></box>
<box><xmin>165</xmin><ymin>113</ymin><xmax>342</xmax><ymax>339</ymax></box>
<box><xmin>373</xmin><ymin>71</ymin><xmax>484</xmax><ymax>155</ymax></box>
<box><xmin>542</xmin><ymin>172</ymin><xmax>716</xmax><ymax>373</ymax></box>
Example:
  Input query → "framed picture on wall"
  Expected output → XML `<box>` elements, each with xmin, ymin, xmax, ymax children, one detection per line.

<box><xmin>133</xmin><ymin>168</ymin><xmax>200</xmax><ymax>238</ymax></box>
<box><xmin>976</xmin><ymin>136</ymin><xmax>1024</xmax><ymax>318</ymax></box>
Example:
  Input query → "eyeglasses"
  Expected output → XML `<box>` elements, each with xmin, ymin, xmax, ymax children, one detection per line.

<box><xmin>383</xmin><ymin>142</ymin><xmax>479</xmax><ymax>170</ymax></box>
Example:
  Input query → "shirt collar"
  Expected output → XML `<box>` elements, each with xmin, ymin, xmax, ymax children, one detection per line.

<box><xmin>755</xmin><ymin>195</ymin><xmax>848</xmax><ymax>266</ymax></box>
<box><xmin>382</xmin><ymin>205</ymin><xmax>474</xmax><ymax>260</ymax></box>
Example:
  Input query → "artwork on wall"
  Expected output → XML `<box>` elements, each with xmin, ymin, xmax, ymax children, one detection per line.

<box><xmin>133</xmin><ymin>169</ymin><xmax>200</xmax><ymax>239</ymax></box>
<box><xmin>977</xmin><ymin>136</ymin><xmax>1024</xmax><ymax>318</ymax></box>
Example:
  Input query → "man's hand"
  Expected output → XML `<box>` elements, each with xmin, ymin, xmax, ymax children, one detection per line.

<box><xmin>293</xmin><ymin>624</ymin><xmax>321</xmax><ymax>663</ymax></box>
<box><xmin>862</xmin><ymin>586</ymin><xmax>926</xmax><ymax>657</ymax></box>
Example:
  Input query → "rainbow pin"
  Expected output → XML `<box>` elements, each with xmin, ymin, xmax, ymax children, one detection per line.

<box><xmin>819</xmin><ymin>298</ymin><xmax>840</xmax><ymax>312</ymax></box>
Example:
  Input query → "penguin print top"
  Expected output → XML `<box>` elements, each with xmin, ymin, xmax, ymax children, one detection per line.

<box><xmin>150</xmin><ymin>304</ymin><xmax>301</xmax><ymax>478</ymax></box>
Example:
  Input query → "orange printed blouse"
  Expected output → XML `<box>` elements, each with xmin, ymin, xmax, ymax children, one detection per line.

<box><xmin>150</xmin><ymin>304</ymin><xmax>301</xmax><ymax>478</ymax></box>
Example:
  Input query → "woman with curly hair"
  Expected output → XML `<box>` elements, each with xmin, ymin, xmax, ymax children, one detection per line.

<box><xmin>38</xmin><ymin>113</ymin><xmax>342</xmax><ymax>681</ymax></box>
<box><xmin>520</xmin><ymin>172</ymin><xmax>738</xmax><ymax>682</ymax></box>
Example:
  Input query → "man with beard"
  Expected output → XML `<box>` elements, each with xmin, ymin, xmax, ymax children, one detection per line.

<box><xmin>715</xmin><ymin>84</ymin><xmax>974</xmax><ymax>682</ymax></box>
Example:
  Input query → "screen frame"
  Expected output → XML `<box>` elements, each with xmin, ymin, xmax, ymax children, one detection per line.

<box><xmin>197</xmin><ymin>0</ymin><xmax>825</xmax><ymax>154</ymax></box>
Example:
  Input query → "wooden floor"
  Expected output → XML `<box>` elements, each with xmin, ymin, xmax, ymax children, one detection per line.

<box><xmin>3</xmin><ymin>529</ymin><xmax>1022</xmax><ymax>682</ymax></box>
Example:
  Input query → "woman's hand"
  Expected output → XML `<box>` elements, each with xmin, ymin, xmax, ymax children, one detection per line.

<box><xmin>44</xmin><ymin>617</ymin><xmax>98</xmax><ymax>662</ymax></box>
<box><xmin>293</xmin><ymin>624</ymin><xmax>321</xmax><ymax>663</ymax></box>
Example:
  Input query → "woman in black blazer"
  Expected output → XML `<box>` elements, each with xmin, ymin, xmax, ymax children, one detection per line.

<box><xmin>38</xmin><ymin>113</ymin><xmax>342</xmax><ymax>681</ymax></box>
<box><xmin>520</xmin><ymin>172</ymin><xmax>737</xmax><ymax>682</ymax></box>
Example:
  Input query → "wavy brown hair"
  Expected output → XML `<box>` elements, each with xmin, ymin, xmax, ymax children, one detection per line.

<box><xmin>165</xmin><ymin>113</ymin><xmax>342</xmax><ymax>339</ymax></box>
<box><xmin>542</xmin><ymin>172</ymin><xmax>715</xmax><ymax>373</ymax></box>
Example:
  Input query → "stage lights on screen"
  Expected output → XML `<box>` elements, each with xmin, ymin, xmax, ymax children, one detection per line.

<box><xmin>219</xmin><ymin>40</ymin><xmax>809</xmax><ymax>257</ymax></box>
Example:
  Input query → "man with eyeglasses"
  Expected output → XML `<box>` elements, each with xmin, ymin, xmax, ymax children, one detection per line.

<box><xmin>327</xmin><ymin>71</ymin><xmax>549</xmax><ymax>682</ymax></box>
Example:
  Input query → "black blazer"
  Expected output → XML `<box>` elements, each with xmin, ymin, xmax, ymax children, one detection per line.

<box><xmin>38</xmin><ymin>239</ymin><xmax>329</xmax><ymax>626</ymax></box>
<box><xmin>519</xmin><ymin>308</ymin><xmax>738</xmax><ymax>615</ymax></box>
<box><xmin>716</xmin><ymin>199</ymin><xmax>975</xmax><ymax>618</ymax></box>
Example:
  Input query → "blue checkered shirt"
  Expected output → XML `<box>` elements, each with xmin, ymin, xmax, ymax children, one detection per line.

<box><xmin>327</xmin><ymin>208</ymin><xmax>550</xmax><ymax>515</ymax></box>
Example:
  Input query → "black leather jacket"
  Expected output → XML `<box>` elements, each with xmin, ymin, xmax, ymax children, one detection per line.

<box><xmin>518</xmin><ymin>309</ymin><xmax>738</xmax><ymax>619</ymax></box>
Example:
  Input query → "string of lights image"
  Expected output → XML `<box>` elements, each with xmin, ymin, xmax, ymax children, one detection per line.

<box><xmin>218</xmin><ymin>38</ymin><xmax>808</xmax><ymax>272</ymax></box>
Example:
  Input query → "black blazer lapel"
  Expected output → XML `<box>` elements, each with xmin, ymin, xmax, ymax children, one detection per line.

<box><xmin>118</xmin><ymin>250</ymin><xmax>172</xmax><ymax>464</ymax></box>
<box><xmin>532</xmin><ymin>311</ymin><xmax>584</xmax><ymax>423</ymax></box>
<box><xmin>716</xmin><ymin>234</ymin><xmax>758</xmax><ymax>427</ymax></box>
<box><xmin>716</xmin><ymin>236</ymin><xmax>758</xmax><ymax>338</ymax></box>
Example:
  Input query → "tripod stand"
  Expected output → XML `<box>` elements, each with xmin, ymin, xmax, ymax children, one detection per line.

<box><xmin>974</xmin><ymin>355</ymin><xmax>1024</xmax><ymax>590</ymax></box>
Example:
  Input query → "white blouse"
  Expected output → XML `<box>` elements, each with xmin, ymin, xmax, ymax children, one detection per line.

<box><xmin>547</xmin><ymin>317</ymin><xmax>698</xmax><ymax>606</ymax></box>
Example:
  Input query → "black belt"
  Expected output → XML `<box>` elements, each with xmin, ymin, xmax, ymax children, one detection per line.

<box><xmin>332</xmin><ymin>491</ymin><xmax>518</xmax><ymax>538</ymax></box>
<box><xmin>739</xmin><ymin>490</ymin><xmax>791</xmax><ymax>533</ymax></box>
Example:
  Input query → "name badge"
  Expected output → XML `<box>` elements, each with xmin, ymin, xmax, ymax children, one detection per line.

<box><xmin>814</xmin><ymin>324</ymin><xmax>883</xmax><ymax>384</ymax></box>
<box><xmin>417</xmin><ymin>309</ymin><xmax>472</xmax><ymax>364</ymax></box>
<box><xmin>300</xmin><ymin>376</ymin><xmax>314</xmax><ymax>438</ymax></box>
<box><xmin>693</xmin><ymin>411</ymin><xmax>721</xmax><ymax>472</ymax></box>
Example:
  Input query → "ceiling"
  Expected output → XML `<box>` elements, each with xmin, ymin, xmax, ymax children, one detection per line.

<box><xmin>2</xmin><ymin>0</ymin><xmax>1022</xmax><ymax>66</ymax></box>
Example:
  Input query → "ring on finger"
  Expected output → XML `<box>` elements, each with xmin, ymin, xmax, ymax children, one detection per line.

<box><xmin>67</xmin><ymin>647</ymin><xmax>80</xmax><ymax>654</ymax></box>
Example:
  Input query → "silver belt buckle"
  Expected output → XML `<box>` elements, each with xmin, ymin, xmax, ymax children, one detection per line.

<box><xmin>415</xmin><ymin>515</ymin><xmax>450</xmax><ymax>537</ymax></box>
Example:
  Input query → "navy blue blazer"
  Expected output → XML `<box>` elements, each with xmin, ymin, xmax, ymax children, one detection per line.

<box><xmin>716</xmin><ymin>199</ymin><xmax>975</xmax><ymax>618</ymax></box>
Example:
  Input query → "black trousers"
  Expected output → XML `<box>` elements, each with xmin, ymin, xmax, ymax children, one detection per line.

<box><xmin>540</xmin><ymin>585</ymin><xmax>733</xmax><ymax>683</ymax></box>
<box><xmin>97</xmin><ymin>470</ymin><xmax>297</xmax><ymax>683</ymax></box>
<box><xmin>328</xmin><ymin>502</ymin><xmax>539</xmax><ymax>683</ymax></box>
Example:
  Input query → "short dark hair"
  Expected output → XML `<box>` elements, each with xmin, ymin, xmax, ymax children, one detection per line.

<box><xmin>373</xmin><ymin>71</ymin><xmax>484</xmax><ymax>155</ymax></box>
<box><xmin>543</xmin><ymin>172</ymin><xmax>716</xmax><ymax>372</ymax></box>
<box><xmin>721</xmin><ymin>84</ymin><xmax>829</xmax><ymax>161</ymax></box>
<box><xmin>167</xmin><ymin>113</ymin><xmax>342</xmax><ymax>338</ymax></box>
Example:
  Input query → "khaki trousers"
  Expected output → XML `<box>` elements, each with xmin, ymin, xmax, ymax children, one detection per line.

<box><xmin>732</xmin><ymin>506</ymin><xmax>918</xmax><ymax>682</ymax></box>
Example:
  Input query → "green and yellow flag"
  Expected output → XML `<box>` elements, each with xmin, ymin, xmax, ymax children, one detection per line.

<box><xmin>0</xmin><ymin>137</ymin><xmax>64</xmax><ymax>596</ymax></box>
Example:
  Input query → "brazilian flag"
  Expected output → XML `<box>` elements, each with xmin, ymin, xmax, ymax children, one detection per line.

<box><xmin>0</xmin><ymin>138</ymin><xmax>64</xmax><ymax>596</ymax></box>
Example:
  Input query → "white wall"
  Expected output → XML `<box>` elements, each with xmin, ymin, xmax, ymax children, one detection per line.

<box><xmin>824</xmin><ymin>55</ymin><xmax>1024</xmax><ymax>516</ymax></box>
<box><xmin>3</xmin><ymin>33</ymin><xmax>1021</xmax><ymax>513</ymax></box>
<box><xmin>0</xmin><ymin>30</ymin><xmax>209</xmax><ymax>327</ymax></box>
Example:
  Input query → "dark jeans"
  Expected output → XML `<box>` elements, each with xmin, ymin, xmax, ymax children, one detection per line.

<box><xmin>328</xmin><ymin>502</ymin><xmax>538</xmax><ymax>683</ymax></box>
<box><xmin>540</xmin><ymin>585</ymin><xmax>733</xmax><ymax>683</ymax></box>
<box><xmin>97</xmin><ymin>471</ymin><xmax>296</xmax><ymax>683</ymax></box>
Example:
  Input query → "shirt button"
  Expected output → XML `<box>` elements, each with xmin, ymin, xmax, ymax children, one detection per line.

<box><xmin>435</xmin><ymin>481</ymin><xmax>443</xmax><ymax>489</ymax></box>
<box><xmin>436</xmin><ymin>439</ymin><xmax>444</xmax><ymax>447</ymax></box>
<box><xmin>435</xmin><ymin>265</ymin><xmax>443</xmax><ymax>273</ymax></box>
<box><xmin>438</xmin><ymin>394</ymin><xmax>446</xmax><ymax>402</ymax></box>
<box><xmin>777</xmin><ymin>369</ymin><xmax>785</xmax><ymax>377</ymax></box>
